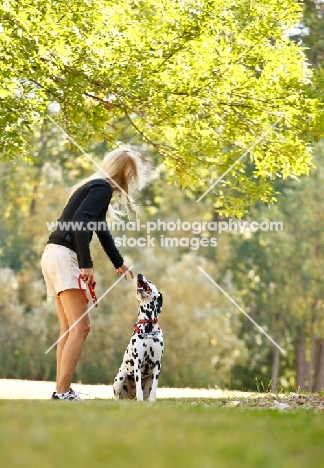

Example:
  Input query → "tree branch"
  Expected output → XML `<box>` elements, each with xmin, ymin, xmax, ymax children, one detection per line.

<box><xmin>123</xmin><ymin>109</ymin><xmax>206</xmax><ymax>186</ymax></box>
<box><xmin>83</xmin><ymin>92</ymin><xmax>114</xmax><ymax>110</ymax></box>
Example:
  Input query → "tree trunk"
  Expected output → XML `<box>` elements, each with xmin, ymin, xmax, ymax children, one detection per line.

<box><xmin>296</xmin><ymin>337</ymin><xmax>305</xmax><ymax>390</ymax></box>
<box><xmin>271</xmin><ymin>346</ymin><xmax>280</xmax><ymax>392</ymax></box>
<box><xmin>314</xmin><ymin>339</ymin><xmax>324</xmax><ymax>391</ymax></box>
<box><xmin>296</xmin><ymin>337</ymin><xmax>312</xmax><ymax>391</ymax></box>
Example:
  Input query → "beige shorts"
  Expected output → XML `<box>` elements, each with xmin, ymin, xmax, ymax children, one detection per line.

<box><xmin>41</xmin><ymin>244</ymin><xmax>86</xmax><ymax>297</ymax></box>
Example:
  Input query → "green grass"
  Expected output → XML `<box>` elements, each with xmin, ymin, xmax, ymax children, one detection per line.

<box><xmin>1</xmin><ymin>399</ymin><xmax>324</xmax><ymax>468</ymax></box>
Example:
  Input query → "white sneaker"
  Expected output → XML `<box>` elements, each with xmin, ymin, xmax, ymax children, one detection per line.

<box><xmin>51</xmin><ymin>388</ymin><xmax>82</xmax><ymax>401</ymax></box>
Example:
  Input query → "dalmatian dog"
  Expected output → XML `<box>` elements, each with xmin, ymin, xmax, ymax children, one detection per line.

<box><xmin>113</xmin><ymin>273</ymin><xmax>164</xmax><ymax>401</ymax></box>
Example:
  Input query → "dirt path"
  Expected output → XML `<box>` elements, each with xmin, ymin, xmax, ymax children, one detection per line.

<box><xmin>0</xmin><ymin>379</ymin><xmax>254</xmax><ymax>400</ymax></box>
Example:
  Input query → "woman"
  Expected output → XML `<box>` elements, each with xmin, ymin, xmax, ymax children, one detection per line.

<box><xmin>41</xmin><ymin>147</ymin><xmax>142</xmax><ymax>400</ymax></box>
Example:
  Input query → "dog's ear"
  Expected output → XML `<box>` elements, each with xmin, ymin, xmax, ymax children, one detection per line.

<box><xmin>157</xmin><ymin>292</ymin><xmax>163</xmax><ymax>312</ymax></box>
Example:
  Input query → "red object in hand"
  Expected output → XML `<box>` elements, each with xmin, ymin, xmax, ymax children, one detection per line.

<box><xmin>78</xmin><ymin>274</ymin><xmax>98</xmax><ymax>307</ymax></box>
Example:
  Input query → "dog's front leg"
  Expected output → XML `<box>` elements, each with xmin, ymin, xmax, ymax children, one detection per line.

<box><xmin>148</xmin><ymin>360</ymin><xmax>162</xmax><ymax>402</ymax></box>
<box><xmin>133</xmin><ymin>339</ymin><xmax>145</xmax><ymax>401</ymax></box>
<box><xmin>134</xmin><ymin>359</ymin><xmax>143</xmax><ymax>401</ymax></box>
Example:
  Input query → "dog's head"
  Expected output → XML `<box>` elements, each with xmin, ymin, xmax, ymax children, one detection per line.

<box><xmin>136</xmin><ymin>273</ymin><xmax>163</xmax><ymax>313</ymax></box>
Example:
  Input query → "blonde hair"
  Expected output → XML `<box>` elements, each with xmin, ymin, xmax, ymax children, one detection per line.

<box><xmin>71</xmin><ymin>146</ymin><xmax>148</xmax><ymax>220</ymax></box>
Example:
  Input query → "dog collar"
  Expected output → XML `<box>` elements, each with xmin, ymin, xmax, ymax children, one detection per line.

<box><xmin>134</xmin><ymin>318</ymin><xmax>159</xmax><ymax>334</ymax></box>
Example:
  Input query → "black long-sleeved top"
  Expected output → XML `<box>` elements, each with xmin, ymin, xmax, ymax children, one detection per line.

<box><xmin>47</xmin><ymin>179</ymin><xmax>124</xmax><ymax>269</ymax></box>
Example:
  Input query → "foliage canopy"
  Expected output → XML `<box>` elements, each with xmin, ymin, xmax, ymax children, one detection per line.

<box><xmin>1</xmin><ymin>0</ymin><xmax>324</xmax><ymax>215</ymax></box>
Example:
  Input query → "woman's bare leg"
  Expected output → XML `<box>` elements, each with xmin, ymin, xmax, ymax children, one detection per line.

<box><xmin>54</xmin><ymin>297</ymin><xmax>69</xmax><ymax>389</ymax></box>
<box><xmin>55</xmin><ymin>289</ymin><xmax>90</xmax><ymax>394</ymax></box>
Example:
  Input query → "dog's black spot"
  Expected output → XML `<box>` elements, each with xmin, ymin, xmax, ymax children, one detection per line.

<box><xmin>136</xmin><ymin>376</ymin><xmax>139</xmax><ymax>382</ymax></box>
<box><xmin>123</xmin><ymin>384</ymin><xmax>128</xmax><ymax>392</ymax></box>
<box><xmin>129</xmin><ymin>359</ymin><xmax>134</xmax><ymax>366</ymax></box>
<box><xmin>119</xmin><ymin>376</ymin><xmax>123</xmax><ymax>381</ymax></box>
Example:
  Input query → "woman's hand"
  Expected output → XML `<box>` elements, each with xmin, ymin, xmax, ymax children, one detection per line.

<box><xmin>80</xmin><ymin>268</ymin><xmax>95</xmax><ymax>286</ymax></box>
<box><xmin>116</xmin><ymin>264</ymin><xmax>134</xmax><ymax>280</ymax></box>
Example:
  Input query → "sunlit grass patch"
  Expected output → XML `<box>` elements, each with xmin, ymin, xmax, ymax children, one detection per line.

<box><xmin>1</xmin><ymin>399</ymin><xmax>324</xmax><ymax>468</ymax></box>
